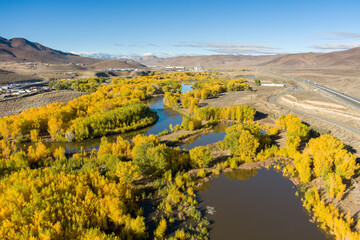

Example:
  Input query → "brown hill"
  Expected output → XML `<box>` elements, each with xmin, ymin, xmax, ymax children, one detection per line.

<box><xmin>88</xmin><ymin>59</ymin><xmax>146</xmax><ymax>70</ymax></box>
<box><xmin>0</xmin><ymin>69</ymin><xmax>40</xmax><ymax>84</ymax></box>
<box><xmin>0</xmin><ymin>37</ymin><xmax>102</xmax><ymax>64</ymax></box>
<box><xmin>137</xmin><ymin>47</ymin><xmax>360</xmax><ymax>69</ymax></box>
<box><xmin>0</xmin><ymin>37</ymin><xmax>146</xmax><ymax>70</ymax></box>
<box><xmin>315</xmin><ymin>47</ymin><xmax>360</xmax><ymax>68</ymax></box>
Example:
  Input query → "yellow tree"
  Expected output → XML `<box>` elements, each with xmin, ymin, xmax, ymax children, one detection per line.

<box><xmin>238</xmin><ymin>130</ymin><xmax>259</xmax><ymax>161</ymax></box>
<box><xmin>189</xmin><ymin>146</ymin><xmax>211</xmax><ymax>168</ymax></box>
<box><xmin>48</xmin><ymin>117</ymin><xmax>63</xmax><ymax>140</ymax></box>
<box><xmin>294</xmin><ymin>152</ymin><xmax>312</xmax><ymax>183</ymax></box>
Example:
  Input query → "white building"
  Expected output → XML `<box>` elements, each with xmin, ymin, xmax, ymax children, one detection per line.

<box><xmin>261</xmin><ymin>83</ymin><xmax>285</xmax><ymax>87</ymax></box>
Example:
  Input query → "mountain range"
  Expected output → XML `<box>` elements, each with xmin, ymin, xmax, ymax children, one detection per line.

<box><xmin>135</xmin><ymin>48</ymin><xmax>360</xmax><ymax>69</ymax></box>
<box><xmin>1</xmin><ymin>36</ymin><xmax>360</xmax><ymax>70</ymax></box>
<box><xmin>0</xmin><ymin>37</ymin><xmax>145</xmax><ymax>69</ymax></box>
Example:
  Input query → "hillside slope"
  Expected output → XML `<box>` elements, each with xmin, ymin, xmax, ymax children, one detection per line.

<box><xmin>0</xmin><ymin>37</ymin><xmax>146</xmax><ymax>70</ymax></box>
<box><xmin>136</xmin><ymin>48</ymin><xmax>360</xmax><ymax>69</ymax></box>
<box><xmin>0</xmin><ymin>37</ymin><xmax>101</xmax><ymax>64</ymax></box>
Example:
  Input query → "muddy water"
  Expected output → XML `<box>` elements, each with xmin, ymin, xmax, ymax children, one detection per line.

<box><xmin>181</xmin><ymin>122</ymin><xmax>228</xmax><ymax>150</ymax></box>
<box><xmin>197</xmin><ymin>168</ymin><xmax>329</xmax><ymax>240</ymax></box>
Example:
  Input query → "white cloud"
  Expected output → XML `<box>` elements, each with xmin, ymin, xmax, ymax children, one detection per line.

<box><xmin>71</xmin><ymin>51</ymin><xmax>127</xmax><ymax>59</ymax></box>
<box><xmin>142</xmin><ymin>52</ymin><xmax>153</xmax><ymax>56</ymax></box>
<box><xmin>71</xmin><ymin>51</ymin><xmax>188</xmax><ymax>59</ymax></box>
<box><xmin>144</xmin><ymin>52</ymin><xmax>183</xmax><ymax>58</ymax></box>
<box><xmin>310</xmin><ymin>41</ymin><xmax>360</xmax><ymax>50</ymax></box>
<box><xmin>205</xmin><ymin>42</ymin><xmax>283</xmax><ymax>55</ymax></box>
<box><xmin>324</xmin><ymin>32</ymin><xmax>360</xmax><ymax>39</ymax></box>
<box><xmin>174</xmin><ymin>43</ymin><xmax>204</xmax><ymax>48</ymax></box>
<box><xmin>306</xmin><ymin>32</ymin><xmax>360</xmax><ymax>41</ymax></box>
<box><xmin>173</xmin><ymin>41</ymin><xmax>283</xmax><ymax>55</ymax></box>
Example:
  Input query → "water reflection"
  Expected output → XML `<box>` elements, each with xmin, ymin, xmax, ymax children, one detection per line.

<box><xmin>223</xmin><ymin>168</ymin><xmax>258</xmax><ymax>181</ymax></box>
<box><xmin>181</xmin><ymin>83</ymin><xmax>193</xmax><ymax>93</ymax></box>
<box><xmin>181</xmin><ymin>122</ymin><xmax>229</xmax><ymax>150</ymax></box>
<box><xmin>197</xmin><ymin>168</ymin><xmax>329</xmax><ymax>240</ymax></box>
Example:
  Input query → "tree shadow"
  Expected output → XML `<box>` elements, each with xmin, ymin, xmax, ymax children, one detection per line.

<box><xmin>95</xmin><ymin>72</ymin><xmax>109</xmax><ymax>77</ymax></box>
<box><xmin>269</xmin><ymin>134</ymin><xmax>282</xmax><ymax>148</ymax></box>
<box><xmin>208</xmin><ymin>154</ymin><xmax>231</xmax><ymax>168</ymax></box>
<box><xmin>254</xmin><ymin>111</ymin><xmax>268</xmax><ymax>121</ymax></box>
<box><xmin>342</xmin><ymin>179</ymin><xmax>356</xmax><ymax>201</ymax></box>
<box><xmin>107</xmin><ymin>71</ymin><xmax>117</xmax><ymax>76</ymax></box>
<box><xmin>345</xmin><ymin>144</ymin><xmax>357</xmax><ymax>155</ymax></box>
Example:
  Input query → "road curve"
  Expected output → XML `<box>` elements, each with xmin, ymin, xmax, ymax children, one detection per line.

<box><xmin>262</xmin><ymin>70</ymin><xmax>360</xmax><ymax>110</ymax></box>
<box><xmin>268</xmin><ymin>84</ymin><xmax>360</xmax><ymax>137</ymax></box>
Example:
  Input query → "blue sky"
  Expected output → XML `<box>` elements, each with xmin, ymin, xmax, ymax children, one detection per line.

<box><xmin>1</xmin><ymin>0</ymin><xmax>360</xmax><ymax>57</ymax></box>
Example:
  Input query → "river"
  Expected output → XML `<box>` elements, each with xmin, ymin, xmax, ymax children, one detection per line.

<box><xmin>197</xmin><ymin>168</ymin><xmax>329</xmax><ymax>240</ymax></box>
<box><xmin>21</xmin><ymin>83</ymin><xmax>193</xmax><ymax>153</ymax></box>
<box><xmin>22</xmin><ymin>83</ymin><xmax>330</xmax><ymax>239</ymax></box>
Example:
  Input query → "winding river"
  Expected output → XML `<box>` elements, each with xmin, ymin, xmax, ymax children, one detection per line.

<box><xmin>24</xmin><ymin>83</ymin><xmax>330</xmax><ymax>239</ymax></box>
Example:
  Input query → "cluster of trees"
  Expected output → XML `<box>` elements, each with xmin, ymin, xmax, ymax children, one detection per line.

<box><xmin>180</xmin><ymin>96</ymin><xmax>199</xmax><ymax>113</ymax></box>
<box><xmin>0</xmin><ymin>129</ymin><xmax>215</xmax><ymax>239</ymax></box>
<box><xmin>163</xmin><ymin>79</ymin><xmax>226</xmax><ymax>110</ymax></box>
<box><xmin>191</xmin><ymin>80</ymin><xmax>227</xmax><ymax>99</ymax></box>
<box><xmin>303</xmin><ymin>187</ymin><xmax>359</xmax><ymax>240</ymax></box>
<box><xmin>189</xmin><ymin>146</ymin><xmax>211</xmax><ymax>168</ymax></box>
<box><xmin>273</xmin><ymin>115</ymin><xmax>357</xmax><ymax>201</ymax></box>
<box><xmin>118</xmin><ymin>71</ymin><xmax>221</xmax><ymax>86</ymax></box>
<box><xmin>131</xmin><ymin>135</ymin><xmax>189</xmax><ymax>176</ymax></box>
<box><xmin>189</xmin><ymin>78</ymin><xmax>250</xmax><ymax>99</ymax></box>
<box><xmin>227</xmin><ymin>79</ymin><xmax>251</xmax><ymax>91</ymax></box>
<box><xmin>220</xmin><ymin>121</ymin><xmax>270</xmax><ymax>167</ymax></box>
<box><xmin>294</xmin><ymin>135</ymin><xmax>358</xmax><ymax>200</ymax></box>
<box><xmin>194</xmin><ymin>105</ymin><xmax>256</xmax><ymax>122</ymax></box>
<box><xmin>0</xmin><ymin>76</ymin><xmax>188</xmax><ymax>143</ymax></box>
<box><xmin>163</xmin><ymin>77</ymin><xmax>251</xmax><ymax>114</ymax></box>
<box><xmin>50</xmin><ymin>77</ymin><xmax>107</xmax><ymax>92</ymax></box>
<box><xmin>69</xmin><ymin>103</ymin><xmax>158</xmax><ymax>141</ymax></box>
<box><xmin>0</xmin><ymin>138</ymin><xmax>148</xmax><ymax>239</ymax></box>
<box><xmin>269</xmin><ymin>114</ymin><xmax>360</xmax><ymax>238</ymax></box>
<box><xmin>181</xmin><ymin>116</ymin><xmax>202</xmax><ymax>131</ymax></box>
<box><xmin>163</xmin><ymin>92</ymin><xmax>181</xmax><ymax>108</ymax></box>
<box><xmin>0</xmin><ymin>167</ymin><xmax>146</xmax><ymax>239</ymax></box>
<box><xmin>275</xmin><ymin>114</ymin><xmax>308</xmax><ymax>155</ymax></box>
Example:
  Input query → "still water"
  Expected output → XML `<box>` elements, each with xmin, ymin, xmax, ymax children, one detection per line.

<box><xmin>197</xmin><ymin>168</ymin><xmax>329</xmax><ymax>240</ymax></box>
<box><xmin>181</xmin><ymin>122</ymin><xmax>228</xmax><ymax>150</ymax></box>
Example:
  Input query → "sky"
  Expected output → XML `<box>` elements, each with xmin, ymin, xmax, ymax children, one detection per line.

<box><xmin>1</xmin><ymin>0</ymin><xmax>360</xmax><ymax>58</ymax></box>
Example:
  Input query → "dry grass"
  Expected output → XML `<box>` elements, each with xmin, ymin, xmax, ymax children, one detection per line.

<box><xmin>0</xmin><ymin>90</ymin><xmax>88</xmax><ymax>117</ymax></box>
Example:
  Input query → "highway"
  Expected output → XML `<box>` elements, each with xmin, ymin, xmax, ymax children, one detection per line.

<box><xmin>268</xmin><ymin>83</ymin><xmax>360</xmax><ymax>137</ymax></box>
<box><xmin>262</xmin><ymin>70</ymin><xmax>360</xmax><ymax>110</ymax></box>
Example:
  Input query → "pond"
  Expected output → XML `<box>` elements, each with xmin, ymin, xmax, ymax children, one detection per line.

<box><xmin>197</xmin><ymin>168</ymin><xmax>329</xmax><ymax>240</ymax></box>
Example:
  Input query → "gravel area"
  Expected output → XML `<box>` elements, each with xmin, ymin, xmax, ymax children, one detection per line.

<box><xmin>0</xmin><ymin>90</ymin><xmax>88</xmax><ymax>117</ymax></box>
